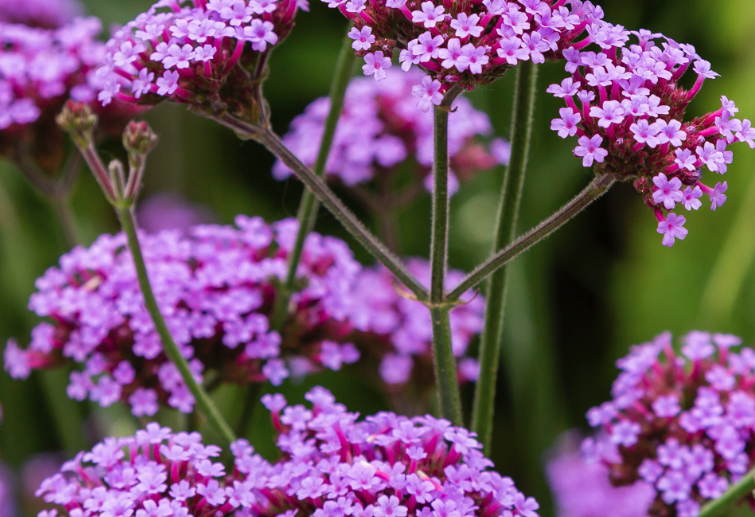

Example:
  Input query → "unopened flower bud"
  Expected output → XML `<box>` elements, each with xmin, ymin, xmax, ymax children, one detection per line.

<box><xmin>122</xmin><ymin>121</ymin><xmax>158</xmax><ymax>158</ymax></box>
<box><xmin>56</xmin><ymin>100</ymin><xmax>97</xmax><ymax>145</ymax></box>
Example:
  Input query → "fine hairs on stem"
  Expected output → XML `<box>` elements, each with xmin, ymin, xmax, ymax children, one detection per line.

<box><xmin>269</xmin><ymin>25</ymin><xmax>356</xmax><ymax>330</ymax></box>
<box><xmin>472</xmin><ymin>61</ymin><xmax>538</xmax><ymax>453</ymax></box>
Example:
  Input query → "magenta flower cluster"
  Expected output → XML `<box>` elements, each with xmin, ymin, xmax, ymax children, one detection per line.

<box><xmin>328</xmin><ymin>0</ymin><xmax>615</xmax><ymax>100</ymax></box>
<box><xmin>350</xmin><ymin>259</ymin><xmax>483</xmax><ymax>385</ymax></box>
<box><xmin>547</xmin><ymin>30</ymin><xmax>754</xmax><ymax>247</ymax></box>
<box><xmin>546</xmin><ymin>432</ymin><xmax>654</xmax><ymax>517</ymax></box>
<box><xmin>583</xmin><ymin>331</ymin><xmax>755</xmax><ymax>517</ymax></box>
<box><xmin>274</xmin><ymin>69</ymin><xmax>509</xmax><ymax>193</ymax></box>
<box><xmin>34</xmin><ymin>388</ymin><xmax>539</xmax><ymax>517</ymax></box>
<box><xmin>0</xmin><ymin>16</ymin><xmax>106</xmax><ymax>133</ymax></box>
<box><xmin>96</xmin><ymin>0</ymin><xmax>302</xmax><ymax>113</ymax></box>
<box><xmin>4</xmin><ymin>217</ymin><xmax>362</xmax><ymax>416</ymax></box>
<box><xmin>0</xmin><ymin>0</ymin><xmax>82</xmax><ymax>28</ymax></box>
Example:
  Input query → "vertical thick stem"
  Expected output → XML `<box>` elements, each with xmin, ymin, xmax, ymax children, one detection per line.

<box><xmin>472</xmin><ymin>61</ymin><xmax>538</xmax><ymax>453</ymax></box>
<box><xmin>116</xmin><ymin>205</ymin><xmax>236</xmax><ymax>444</ymax></box>
<box><xmin>698</xmin><ymin>468</ymin><xmax>755</xmax><ymax>517</ymax></box>
<box><xmin>429</xmin><ymin>96</ymin><xmax>462</xmax><ymax>426</ymax></box>
<box><xmin>269</xmin><ymin>26</ymin><xmax>356</xmax><ymax>329</ymax></box>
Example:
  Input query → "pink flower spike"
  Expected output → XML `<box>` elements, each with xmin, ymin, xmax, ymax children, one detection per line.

<box><xmin>652</xmin><ymin>173</ymin><xmax>684</xmax><ymax>210</ymax></box>
<box><xmin>657</xmin><ymin>213</ymin><xmax>688</xmax><ymax>247</ymax></box>
<box><xmin>573</xmin><ymin>135</ymin><xmax>607</xmax><ymax>167</ymax></box>
<box><xmin>411</xmin><ymin>76</ymin><xmax>442</xmax><ymax>112</ymax></box>
<box><xmin>551</xmin><ymin>107</ymin><xmax>581</xmax><ymax>139</ymax></box>
<box><xmin>709</xmin><ymin>182</ymin><xmax>727</xmax><ymax>211</ymax></box>
<box><xmin>362</xmin><ymin>51</ymin><xmax>392</xmax><ymax>80</ymax></box>
<box><xmin>682</xmin><ymin>186</ymin><xmax>703</xmax><ymax>211</ymax></box>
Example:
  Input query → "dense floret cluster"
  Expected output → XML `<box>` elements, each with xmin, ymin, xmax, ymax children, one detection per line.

<box><xmin>583</xmin><ymin>331</ymin><xmax>755</xmax><ymax>517</ymax></box>
<box><xmin>325</xmin><ymin>0</ymin><xmax>615</xmax><ymax>96</ymax></box>
<box><xmin>4</xmin><ymin>217</ymin><xmax>361</xmax><ymax>416</ymax></box>
<box><xmin>0</xmin><ymin>0</ymin><xmax>82</xmax><ymax>28</ymax></box>
<box><xmin>547</xmin><ymin>30</ymin><xmax>754</xmax><ymax>247</ymax></box>
<box><xmin>546</xmin><ymin>432</ymin><xmax>654</xmax><ymax>517</ymax></box>
<box><xmin>34</xmin><ymin>389</ymin><xmax>540</xmax><ymax>517</ymax></box>
<box><xmin>350</xmin><ymin>259</ymin><xmax>483</xmax><ymax>386</ymax></box>
<box><xmin>274</xmin><ymin>69</ymin><xmax>509</xmax><ymax>195</ymax></box>
<box><xmin>0</xmin><ymin>16</ymin><xmax>125</xmax><ymax>172</ymax></box>
<box><xmin>96</xmin><ymin>0</ymin><xmax>303</xmax><ymax>118</ymax></box>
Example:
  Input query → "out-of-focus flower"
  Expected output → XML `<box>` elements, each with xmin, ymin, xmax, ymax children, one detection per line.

<box><xmin>136</xmin><ymin>192</ymin><xmax>216</xmax><ymax>233</ymax></box>
<box><xmin>349</xmin><ymin>258</ymin><xmax>484</xmax><ymax>386</ymax></box>
<box><xmin>274</xmin><ymin>69</ymin><xmax>508</xmax><ymax>198</ymax></box>
<box><xmin>547</xmin><ymin>30</ymin><xmax>753</xmax><ymax>247</ymax></box>
<box><xmin>4</xmin><ymin>217</ymin><xmax>361</xmax><ymax>416</ymax></box>
<box><xmin>546</xmin><ymin>431</ymin><xmax>654</xmax><ymax>517</ymax></box>
<box><xmin>584</xmin><ymin>331</ymin><xmax>755</xmax><ymax>517</ymax></box>
<box><xmin>0</xmin><ymin>0</ymin><xmax>82</xmax><ymax>28</ymax></box>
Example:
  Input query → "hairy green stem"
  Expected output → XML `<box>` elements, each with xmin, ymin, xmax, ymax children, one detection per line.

<box><xmin>249</xmin><ymin>124</ymin><xmax>429</xmax><ymax>301</ymax></box>
<box><xmin>447</xmin><ymin>173</ymin><xmax>617</xmax><ymax>301</ymax></box>
<box><xmin>116</xmin><ymin>205</ymin><xmax>236</xmax><ymax>444</ymax></box>
<box><xmin>429</xmin><ymin>88</ymin><xmax>463</xmax><ymax>426</ymax></box>
<box><xmin>270</xmin><ymin>27</ymin><xmax>355</xmax><ymax>329</ymax></box>
<box><xmin>472</xmin><ymin>61</ymin><xmax>537</xmax><ymax>452</ymax></box>
<box><xmin>698</xmin><ymin>468</ymin><xmax>755</xmax><ymax>517</ymax></box>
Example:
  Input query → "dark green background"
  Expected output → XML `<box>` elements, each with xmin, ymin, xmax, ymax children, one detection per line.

<box><xmin>0</xmin><ymin>0</ymin><xmax>753</xmax><ymax>515</ymax></box>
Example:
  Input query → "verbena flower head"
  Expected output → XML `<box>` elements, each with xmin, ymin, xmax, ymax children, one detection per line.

<box><xmin>0</xmin><ymin>17</ymin><xmax>133</xmax><ymax>174</ymax></box>
<box><xmin>349</xmin><ymin>258</ymin><xmax>483</xmax><ymax>386</ymax></box>
<box><xmin>0</xmin><ymin>0</ymin><xmax>82</xmax><ymax>28</ymax></box>
<box><xmin>546</xmin><ymin>431</ymin><xmax>654</xmax><ymax>517</ymax></box>
<box><xmin>325</xmin><ymin>0</ymin><xmax>613</xmax><ymax>98</ymax></box>
<box><xmin>137</xmin><ymin>192</ymin><xmax>215</xmax><ymax>233</ymax></box>
<box><xmin>4</xmin><ymin>216</ymin><xmax>362</xmax><ymax>416</ymax></box>
<box><xmin>96</xmin><ymin>0</ymin><xmax>303</xmax><ymax>119</ymax></box>
<box><xmin>257</xmin><ymin>386</ymin><xmax>540</xmax><ymax>517</ymax></box>
<box><xmin>547</xmin><ymin>30</ymin><xmax>754</xmax><ymax>247</ymax></box>
<box><xmin>583</xmin><ymin>331</ymin><xmax>755</xmax><ymax>517</ymax></box>
<box><xmin>274</xmin><ymin>69</ymin><xmax>509</xmax><ymax>196</ymax></box>
<box><xmin>35</xmin><ymin>423</ymin><xmax>272</xmax><ymax>517</ymax></box>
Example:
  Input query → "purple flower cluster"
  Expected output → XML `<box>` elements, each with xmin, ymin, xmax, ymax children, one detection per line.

<box><xmin>0</xmin><ymin>0</ymin><xmax>82</xmax><ymax>28</ymax></box>
<box><xmin>583</xmin><ymin>331</ymin><xmax>755</xmax><ymax>517</ymax></box>
<box><xmin>326</xmin><ymin>0</ymin><xmax>613</xmax><ymax>98</ymax></box>
<box><xmin>546</xmin><ymin>431</ymin><xmax>654</xmax><ymax>517</ymax></box>
<box><xmin>96</xmin><ymin>0</ymin><xmax>302</xmax><ymax>115</ymax></box>
<box><xmin>0</xmin><ymin>17</ymin><xmax>114</xmax><ymax>165</ymax></box>
<box><xmin>274</xmin><ymin>69</ymin><xmax>509</xmax><ymax>194</ymax></box>
<box><xmin>547</xmin><ymin>30</ymin><xmax>754</xmax><ymax>247</ymax></box>
<box><xmin>349</xmin><ymin>258</ymin><xmax>483</xmax><ymax>386</ymax></box>
<box><xmin>34</xmin><ymin>388</ymin><xmax>539</xmax><ymax>517</ymax></box>
<box><xmin>4</xmin><ymin>217</ymin><xmax>362</xmax><ymax>416</ymax></box>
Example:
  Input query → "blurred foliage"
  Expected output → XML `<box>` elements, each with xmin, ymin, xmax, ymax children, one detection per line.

<box><xmin>0</xmin><ymin>0</ymin><xmax>753</xmax><ymax>516</ymax></box>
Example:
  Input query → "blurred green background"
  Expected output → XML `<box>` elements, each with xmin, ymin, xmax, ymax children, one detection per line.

<box><xmin>0</xmin><ymin>0</ymin><xmax>753</xmax><ymax>516</ymax></box>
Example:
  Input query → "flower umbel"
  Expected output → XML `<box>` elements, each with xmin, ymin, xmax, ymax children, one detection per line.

<box><xmin>583</xmin><ymin>331</ymin><xmax>755</xmax><ymax>517</ymax></box>
<box><xmin>547</xmin><ymin>30</ymin><xmax>753</xmax><ymax>246</ymax></box>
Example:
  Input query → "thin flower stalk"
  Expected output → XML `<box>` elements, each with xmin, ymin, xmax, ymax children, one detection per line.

<box><xmin>698</xmin><ymin>468</ymin><xmax>755</xmax><ymax>517</ymax></box>
<box><xmin>472</xmin><ymin>61</ymin><xmax>537</xmax><ymax>453</ymax></box>
<box><xmin>270</xmin><ymin>26</ymin><xmax>356</xmax><ymax>330</ymax></box>
<box><xmin>447</xmin><ymin>172</ymin><xmax>617</xmax><ymax>301</ymax></box>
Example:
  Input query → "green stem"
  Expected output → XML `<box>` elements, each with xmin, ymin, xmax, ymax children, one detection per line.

<box><xmin>429</xmin><ymin>87</ymin><xmax>464</xmax><ymax>426</ymax></box>
<box><xmin>235</xmin><ymin>383</ymin><xmax>262</xmax><ymax>438</ymax></box>
<box><xmin>251</xmin><ymin>124</ymin><xmax>429</xmax><ymax>301</ymax></box>
<box><xmin>698</xmin><ymin>468</ymin><xmax>755</xmax><ymax>517</ymax></box>
<box><xmin>471</xmin><ymin>61</ymin><xmax>537</xmax><ymax>452</ymax></box>
<box><xmin>446</xmin><ymin>172</ymin><xmax>617</xmax><ymax>302</ymax></box>
<box><xmin>270</xmin><ymin>26</ymin><xmax>356</xmax><ymax>329</ymax></box>
<box><xmin>115</xmin><ymin>205</ymin><xmax>236</xmax><ymax>444</ymax></box>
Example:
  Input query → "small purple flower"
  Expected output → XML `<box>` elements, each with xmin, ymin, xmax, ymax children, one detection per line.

<box><xmin>656</xmin><ymin>213</ymin><xmax>687</xmax><ymax>247</ymax></box>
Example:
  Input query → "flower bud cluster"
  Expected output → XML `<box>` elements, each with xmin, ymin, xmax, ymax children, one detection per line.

<box><xmin>326</xmin><ymin>0</ymin><xmax>613</xmax><ymax>100</ymax></box>
<box><xmin>546</xmin><ymin>432</ymin><xmax>654</xmax><ymax>517</ymax></box>
<box><xmin>547</xmin><ymin>30</ymin><xmax>755</xmax><ymax>247</ymax></box>
<box><xmin>96</xmin><ymin>0</ymin><xmax>303</xmax><ymax>118</ymax></box>
<box><xmin>0</xmin><ymin>0</ymin><xmax>82</xmax><ymax>28</ymax></box>
<box><xmin>0</xmin><ymin>16</ymin><xmax>125</xmax><ymax>171</ymax></box>
<box><xmin>350</xmin><ymin>258</ymin><xmax>483</xmax><ymax>386</ymax></box>
<box><xmin>583</xmin><ymin>331</ymin><xmax>755</xmax><ymax>517</ymax></box>
<box><xmin>256</xmin><ymin>386</ymin><xmax>540</xmax><ymax>517</ymax></box>
<box><xmin>274</xmin><ymin>69</ymin><xmax>509</xmax><ymax>194</ymax></box>
<box><xmin>4</xmin><ymin>217</ymin><xmax>362</xmax><ymax>416</ymax></box>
